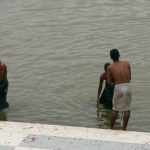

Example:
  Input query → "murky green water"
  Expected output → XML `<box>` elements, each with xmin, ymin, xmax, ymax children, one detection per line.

<box><xmin>0</xmin><ymin>0</ymin><xmax>150</xmax><ymax>132</ymax></box>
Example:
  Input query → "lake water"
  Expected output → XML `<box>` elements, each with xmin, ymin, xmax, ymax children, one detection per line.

<box><xmin>0</xmin><ymin>0</ymin><xmax>150</xmax><ymax>132</ymax></box>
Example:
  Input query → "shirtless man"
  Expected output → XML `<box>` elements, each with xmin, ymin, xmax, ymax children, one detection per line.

<box><xmin>0</xmin><ymin>60</ymin><xmax>9</xmax><ymax>109</ymax></box>
<box><xmin>107</xmin><ymin>49</ymin><xmax>132</xmax><ymax>130</ymax></box>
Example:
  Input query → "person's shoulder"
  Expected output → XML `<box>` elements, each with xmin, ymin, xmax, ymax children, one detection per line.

<box><xmin>100</xmin><ymin>72</ymin><xmax>106</xmax><ymax>80</ymax></box>
<box><xmin>121</xmin><ymin>61</ymin><xmax>131</xmax><ymax>69</ymax></box>
<box><xmin>120</xmin><ymin>59</ymin><xmax>128</xmax><ymax>63</ymax></box>
<box><xmin>100</xmin><ymin>72</ymin><xmax>106</xmax><ymax>77</ymax></box>
<box><xmin>107</xmin><ymin>64</ymin><xmax>113</xmax><ymax>70</ymax></box>
<box><xmin>121</xmin><ymin>60</ymin><xmax>130</xmax><ymax>65</ymax></box>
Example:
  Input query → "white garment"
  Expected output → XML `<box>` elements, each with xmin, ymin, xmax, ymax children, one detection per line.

<box><xmin>112</xmin><ymin>83</ymin><xmax>132</xmax><ymax>111</ymax></box>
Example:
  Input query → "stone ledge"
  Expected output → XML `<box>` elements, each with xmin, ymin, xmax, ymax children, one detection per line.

<box><xmin>0</xmin><ymin>121</ymin><xmax>149</xmax><ymax>150</ymax></box>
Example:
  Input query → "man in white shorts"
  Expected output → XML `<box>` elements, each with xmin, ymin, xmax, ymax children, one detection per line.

<box><xmin>107</xmin><ymin>49</ymin><xmax>132</xmax><ymax>130</ymax></box>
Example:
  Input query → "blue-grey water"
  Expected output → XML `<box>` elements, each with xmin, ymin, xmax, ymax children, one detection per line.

<box><xmin>0</xmin><ymin>0</ymin><xmax>150</xmax><ymax>132</ymax></box>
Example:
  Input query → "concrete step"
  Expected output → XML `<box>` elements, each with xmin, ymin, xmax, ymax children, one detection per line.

<box><xmin>0</xmin><ymin>121</ymin><xmax>149</xmax><ymax>150</ymax></box>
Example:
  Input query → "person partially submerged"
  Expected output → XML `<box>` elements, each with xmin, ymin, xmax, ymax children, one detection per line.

<box><xmin>0</xmin><ymin>60</ymin><xmax>9</xmax><ymax>109</ymax></box>
<box><xmin>97</xmin><ymin>63</ymin><xmax>114</xmax><ymax>109</ymax></box>
<box><xmin>107</xmin><ymin>49</ymin><xmax>132</xmax><ymax>131</ymax></box>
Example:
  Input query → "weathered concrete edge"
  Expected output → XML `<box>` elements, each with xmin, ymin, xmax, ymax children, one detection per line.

<box><xmin>0</xmin><ymin>121</ymin><xmax>150</xmax><ymax>149</ymax></box>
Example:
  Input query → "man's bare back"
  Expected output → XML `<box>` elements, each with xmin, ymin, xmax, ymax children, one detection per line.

<box><xmin>107</xmin><ymin>49</ymin><xmax>132</xmax><ymax>131</ymax></box>
<box><xmin>107</xmin><ymin>60</ymin><xmax>131</xmax><ymax>84</ymax></box>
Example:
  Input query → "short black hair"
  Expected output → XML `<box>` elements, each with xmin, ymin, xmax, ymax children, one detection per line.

<box><xmin>110</xmin><ymin>49</ymin><xmax>120</xmax><ymax>61</ymax></box>
<box><xmin>104</xmin><ymin>63</ymin><xmax>110</xmax><ymax>71</ymax></box>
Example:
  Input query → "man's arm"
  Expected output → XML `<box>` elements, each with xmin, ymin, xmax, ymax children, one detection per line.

<box><xmin>97</xmin><ymin>73</ymin><xmax>105</xmax><ymax>102</ymax></box>
<box><xmin>2</xmin><ymin>63</ymin><xmax>7</xmax><ymax>79</ymax></box>
<box><xmin>129</xmin><ymin>63</ymin><xmax>131</xmax><ymax>81</ymax></box>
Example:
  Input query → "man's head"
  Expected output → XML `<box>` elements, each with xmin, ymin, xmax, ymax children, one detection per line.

<box><xmin>104</xmin><ymin>63</ymin><xmax>110</xmax><ymax>71</ymax></box>
<box><xmin>110</xmin><ymin>49</ymin><xmax>120</xmax><ymax>61</ymax></box>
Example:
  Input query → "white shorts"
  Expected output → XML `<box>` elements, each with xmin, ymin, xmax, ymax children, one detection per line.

<box><xmin>112</xmin><ymin>83</ymin><xmax>132</xmax><ymax>111</ymax></box>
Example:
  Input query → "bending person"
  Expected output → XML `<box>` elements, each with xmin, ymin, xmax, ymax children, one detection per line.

<box><xmin>97</xmin><ymin>63</ymin><xmax>114</xmax><ymax>109</ymax></box>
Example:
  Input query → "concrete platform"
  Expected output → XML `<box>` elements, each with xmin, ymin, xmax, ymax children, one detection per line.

<box><xmin>0</xmin><ymin>121</ymin><xmax>150</xmax><ymax>150</ymax></box>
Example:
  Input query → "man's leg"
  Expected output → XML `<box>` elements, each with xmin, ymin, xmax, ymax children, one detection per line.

<box><xmin>110</xmin><ymin>111</ymin><xmax>118</xmax><ymax>129</ymax></box>
<box><xmin>123</xmin><ymin>110</ymin><xmax>130</xmax><ymax>131</ymax></box>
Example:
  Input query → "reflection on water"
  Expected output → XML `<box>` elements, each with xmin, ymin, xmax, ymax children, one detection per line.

<box><xmin>0</xmin><ymin>110</ymin><xmax>7</xmax><ymax>121</ymax></box>
<box><xmin>96</xmin><ymin>105</ymin><xmax>122</xmax><ymax>130</ymax></box>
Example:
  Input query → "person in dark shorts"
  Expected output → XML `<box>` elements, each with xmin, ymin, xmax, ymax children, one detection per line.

<box><xmin>97</xmin><ymin>63</ymin><xmax>114</xmax><ymax>109</ymax></box>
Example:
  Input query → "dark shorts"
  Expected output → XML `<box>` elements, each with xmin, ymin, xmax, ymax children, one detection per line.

<box><xmin>99</xmin><ymin>83</ymin><xmax>114</xmax><ymax>109</ymax></box>
<box><xmin>0</xmin><ymin>79</ymin><xmax>9</xmax><ymax>109</ymax></box>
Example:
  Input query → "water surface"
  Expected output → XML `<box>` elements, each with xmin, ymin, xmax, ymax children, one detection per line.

<box><xmin>0</xmin><ymin>0</ymin><xmax>150</xmax><ymax>132</ymax></box>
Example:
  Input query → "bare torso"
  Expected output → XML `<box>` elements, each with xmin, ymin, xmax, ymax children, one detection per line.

<box><xmin>107</xmin><ymin>60</ymin><xmax>131</xmax><ymax>84</ymax></box>
<box><xmin>0</xmin><ymin>61</ymin><xmax>7</xmax><ymax>83</ymax></box>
